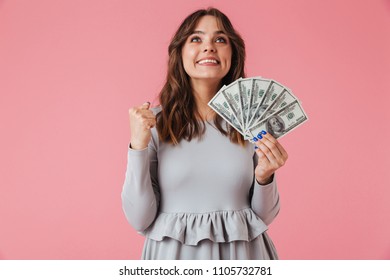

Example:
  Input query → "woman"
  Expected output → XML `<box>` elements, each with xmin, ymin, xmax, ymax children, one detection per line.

<box><xmin>122</xmin><ymin>7</ymin><xmax>288</xmax><ymax>260</ymax></box>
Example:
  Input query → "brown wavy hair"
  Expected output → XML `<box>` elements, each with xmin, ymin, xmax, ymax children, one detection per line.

<box><xmin>156</xmin><ymin>7</ymin><xmax>246</xmax><ymax>145</ymax></box>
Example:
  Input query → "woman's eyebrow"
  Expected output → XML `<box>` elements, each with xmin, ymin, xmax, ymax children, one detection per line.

<box><xmin>191</xmin><ymin>30</ymin><xmax>226</xmax><ymax>35</ymax></box>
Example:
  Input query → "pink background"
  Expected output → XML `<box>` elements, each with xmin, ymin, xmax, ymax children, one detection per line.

<box><xmin>1</xmin><ymin>0</ymin><xmax>389</xmax><ymax>259</ymax></box>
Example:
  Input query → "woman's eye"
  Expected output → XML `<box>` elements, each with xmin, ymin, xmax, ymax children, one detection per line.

<box><xmin>216</xmin><ymin>37</ymin><xmax>227</xmax><ymax>43</ymax></box>
<box><xmin>190</xmin><ymin>36</ymin><xmax>201</xmax><ymax>42</ymax></box>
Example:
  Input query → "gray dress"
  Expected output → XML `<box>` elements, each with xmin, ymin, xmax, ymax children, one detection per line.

<box><xmin>121</xmin><ymin>108</ymin><xmax>280</xmax><ymax>260</ymax></box>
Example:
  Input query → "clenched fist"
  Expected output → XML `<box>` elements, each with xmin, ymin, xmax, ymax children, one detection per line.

<box><xmin>128</xmin><ymin>102</ymin><xmax>156</xmax><ymax>150</ymax></box>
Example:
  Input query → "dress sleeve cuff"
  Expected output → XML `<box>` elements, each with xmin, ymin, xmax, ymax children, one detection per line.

<box><xmin>254</xmin><ymin>174</ymin><xmax>275</xmax><ymax>188</ymax></box>
<box><xmin>128</xmin><ymin>142</ymin><xmax>148</xmax><ymax>152</ymax></box>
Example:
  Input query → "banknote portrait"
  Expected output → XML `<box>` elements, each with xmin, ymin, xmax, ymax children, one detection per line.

<box><xmin>266</xmin><ymin>115</ymin><xmax>285</xmax><ymax>138</ymax></box>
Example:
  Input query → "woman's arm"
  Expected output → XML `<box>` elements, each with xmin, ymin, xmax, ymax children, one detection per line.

<box><xmin>121</xmin><ymin>103</ymin><xmax>160</xmax><ymax>232</ymax></box>
<box><xmin>250</xmin><ymin>131</ymin><xmax>287</xmax><ymax>225</ymax></box>
<box><xmin>250</xmin><ymin>172</ymin><xmax>280</xmax><ymax>226</ymax></box>
<box><xmin>121</xmin><ymin>137</ymin><xmax>160</xmax><ymax>232</ymax></box>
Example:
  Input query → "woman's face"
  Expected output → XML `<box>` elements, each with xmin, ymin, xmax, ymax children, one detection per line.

<box><xmin>181</xmin><ymin>15</ymin><xmax>232</xmax><ymax>84</ymax></box>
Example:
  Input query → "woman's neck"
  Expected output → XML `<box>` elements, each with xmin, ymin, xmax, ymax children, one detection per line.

<box><xmin>191</xmin><ymin>79</ymin><xmax>221</xmax><ymax>121</ymax></box>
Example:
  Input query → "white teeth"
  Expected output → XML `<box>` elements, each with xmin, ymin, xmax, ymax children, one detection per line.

<box><xmin>198</xmin><ymin>59</ymin><xmax>218</xmax><ymax>64</ymax></box>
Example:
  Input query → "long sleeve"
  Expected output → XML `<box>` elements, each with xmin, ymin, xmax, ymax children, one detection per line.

<box><xmin>249</xmin><ymin>154</ymin><xmax>281</xmax><ymax>226</ymax></box>
<box><xmin>121</xmin><ymin>128</ymin><xmax>160</xmax><ymax>232</ymax></box>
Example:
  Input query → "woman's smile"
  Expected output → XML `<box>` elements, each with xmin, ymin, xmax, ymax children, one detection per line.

<box><xmin>196</xmin><ymin>57</ymin><xmax>220</xmax><ymax>66</ymax></box>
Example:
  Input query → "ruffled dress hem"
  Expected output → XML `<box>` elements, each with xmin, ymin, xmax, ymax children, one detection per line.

<box><xmin>140</xmin><ymin>208</ymin><xmax>268</xmax><ymax>246</ymax></box>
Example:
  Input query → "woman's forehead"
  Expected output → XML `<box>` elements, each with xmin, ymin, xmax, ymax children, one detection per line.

<box><xmin>192</xmin><ymin>15</ymin><xmax>224</xmax><ymax>32</ymax></box>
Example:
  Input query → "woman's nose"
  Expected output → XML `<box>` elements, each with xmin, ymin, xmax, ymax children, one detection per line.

<box><xmin>203</xmin><ymin>42</ymin><xmax>216</xmax><ymax>52</ymax></box>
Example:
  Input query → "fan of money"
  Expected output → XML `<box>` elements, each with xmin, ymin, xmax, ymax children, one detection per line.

<box><xmin>208</xmin><ymin>77</ymin><xmax>308</xmax><ymax>142</ymax></box>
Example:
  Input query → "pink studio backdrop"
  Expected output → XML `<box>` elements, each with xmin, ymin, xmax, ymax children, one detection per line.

<box><xmin>0</xmin><ymin>0</ymin><xmax>389</xmax><ymax>260</ymax></box>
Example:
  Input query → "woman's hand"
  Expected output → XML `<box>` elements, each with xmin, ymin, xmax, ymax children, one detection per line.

<box><xmin>254</xmin><ymin>131</ymin><xmax>288</xmax><ymax>185</ymax></box>
<box><xmin>128</xmin><ymin>102</ymin><xmax>156</xmax><ymax>150</ymax></box>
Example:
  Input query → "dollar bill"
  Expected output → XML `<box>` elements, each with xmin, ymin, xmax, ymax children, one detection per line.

<box><xmin>209</xmin><ymin>76</ymin><xmax>308</xmax><ymax>141</ymax></box>
<box><xmin>221</xmin><ymin>79</ymin><xmax>244</xmax><ymax>131</ymax></box>
<box><xmin>238</xmin><ymin>78</ymin><xmax>254</xmax><ymax>131</ymax></box>
<box><xmin>246</xmin><ymin>80</ymin><xmax>284</xmax><ymax>129</ymax></box>
<box><xmin>248</xmin><ymin>100</ymin><xmax>308</xmax><ymax>141</ymax></box>
<box><xmin>245</xmin><ymin>78</ymin><xmax>271</xmax><ymax>132</ymax></box>
<box><xmin>248</xmin><ymin>87</ymin><xmax>298</xmax><ymax>130</ymax></box>
<box><xmin>208</xmin><ymin>86</ymin><xmax>245</xmax><ymax>135</ymax></box>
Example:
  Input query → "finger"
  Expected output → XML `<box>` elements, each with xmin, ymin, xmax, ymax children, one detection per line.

<box><xmin>254</xmin><ymin>131</ymin><xmax>281</xmax><ymax>160</ymax></box>
<box><xmin>142</xmin><ymin>117</ymin><xmax>156</xmax><ymax>128</ymax></box>
<box><xmin>140</xmin><ymin>101</ymin><xmax>151</xmax><ymax>110</ymax></box>
<box><xmin>276</xmin><ymin>142</ymin><xmax>288</xmax><ymax>160</ymax></box>
<box><xmin>260</xmin><ymin>132</ymin><xmax>287</xmax><ymax>158</ymax></box>
<box><xmin>255</xmin><ymin>131</ymin><xmax>278</xmax><ymax>145</ymax></box>
<box><xmin>131</xmin><ymin>107</ymin><xmax>156</xmax><ymax>119</ymax></box>
<box><xmin>145</xmin><ymin>122</ymin><xmax>156</xmax><ymax>129</ymax></box>
<box><xmin>262</xmin><ymin>132</ymin><xmax>288</xmax><ymax>161</ymax></box>
<box><xmin>256</xmin><ymin>141</ymin><xmax>277</xmax><ymax>163</ymax></box>
<box><xmin>259</xmin><ymin>136</ymin><xmax>283</xmax><ymax>161</ymax></box>
<box><xmin>254</xmin><ymin>146</ymin><xmax>270</xmax><ymax>164</ymax></box>
<box><xmin>261</xmin><ymin>131</ymin><xmax>277</xmax><ymax>143</ymax></box>
<box><xmin>140</xmin><ymin>114</ymin><xmax>156</xmax><ymax>121</ymax></box>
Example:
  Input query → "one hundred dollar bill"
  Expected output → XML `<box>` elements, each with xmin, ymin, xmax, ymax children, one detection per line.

<box><xmin>248</xmin><ymin>100</ymin><xmax>308</xmax><ymax>141</ymax></box>
<box><xmin>246</xmin><ymin>80</ymin><xmax>284</xmax><ymax>129</ymax></box>
<box><xmin>209</xmin><ymin>77</ymin><xmax>308</xmax><ymax>141</ymax></box>
<box><xmin>208</xmin><ymin>87</ymin><xmax>245</xmax><ymax>135</ymax></box>
<box><xmin>246</xmin><ymin>78</ymin><xmax>272</xmax><ymax>131</ymax></box>
<box><xmin>221</xmin><ymin>79</ymin><xmax>244</xmax><ymax>131</ymax></box>
<box><xmin>238</xmin><ymin>77</ymin><xmax>254</xmax><ymax>131</ymax></box>
<box><xmin>248</xmin><ymin>87</ymin><xmax>298</xmax><ymax>130</ymax></box>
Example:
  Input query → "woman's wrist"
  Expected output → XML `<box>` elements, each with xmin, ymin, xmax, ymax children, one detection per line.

<box><xmin>129</xmin><ymin>142</ymin><xmax>148</xmax><ymax>150</ymax></box>
<box><xmin>256</xmin><ymin>173</ymin><xmax>274</xmax><ymax>185</ymax></box>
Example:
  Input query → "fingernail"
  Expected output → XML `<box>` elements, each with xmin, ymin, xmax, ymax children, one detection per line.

<box><xmin>254</xmin><ymin>146</ymin><xmax>258</xmax><ymax>149</ymax></box>
<box><xmin>256</xmin><ymin>133</ymin><xmax>263</xmax><ymax>139</ymax></box>
<box><xmin>261</xmin><ymin>130</ymin><xmax>267</xmax><ymax>135</ymax></box>
<box><xmin>252</xmin><ymin>137</ymin><xmax>258</xmax><ymax>142</ymax></box>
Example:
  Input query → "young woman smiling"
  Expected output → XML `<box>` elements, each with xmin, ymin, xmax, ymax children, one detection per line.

<box><xmin>122</xmin><ymin>7</ymin><xmax>288</xmax><ymax>260</ymax></box>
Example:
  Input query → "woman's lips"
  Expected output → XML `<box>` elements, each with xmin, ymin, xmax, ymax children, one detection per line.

<box><xmin>197</xmin><ymin>58</ymin><xmax>220</xmax><ymax>65</ymax></box>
